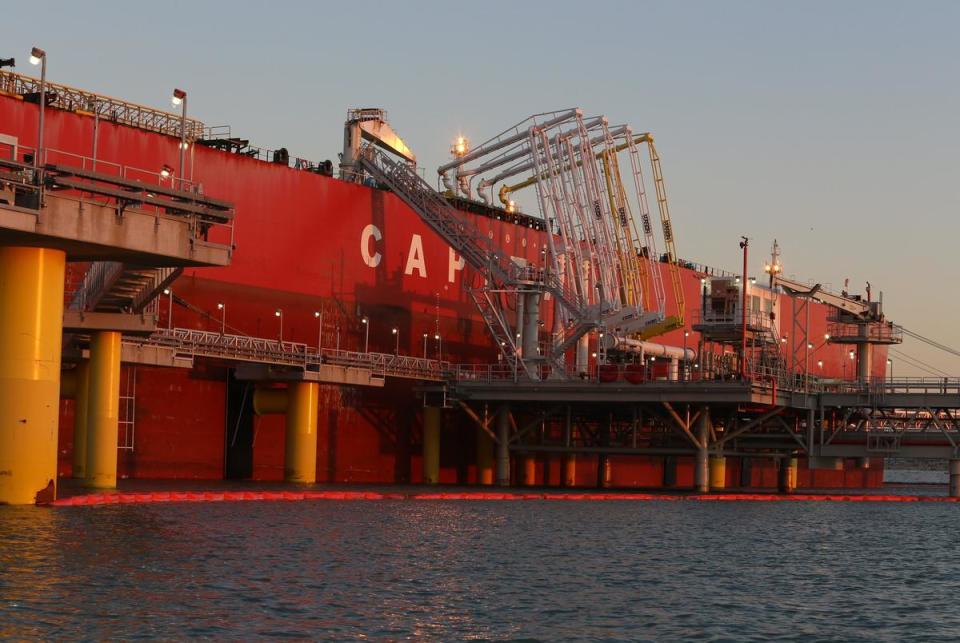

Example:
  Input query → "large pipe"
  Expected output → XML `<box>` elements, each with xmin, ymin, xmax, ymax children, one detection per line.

<box><xmin>601</xmin><ymin>335</ymin><xmax>695</xmax><ymax>361</ymax></box>
<box><xmin>478</xmin><ymin>117</ymin><xmax>609</xmax><ymax>188</ymax></box>
<box><xmin>499</xmin><ymin>132</ymin><xmax>655</xmax><ymax>205</ymax></box>
<box><xmin>437</xmin><ymin>108</ymin><xmax>581</xmax><ymax>175</ymax></box>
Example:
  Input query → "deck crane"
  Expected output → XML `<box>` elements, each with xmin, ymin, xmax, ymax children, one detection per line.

<box><xmin>773</xmin><ymin>274</ymin><xmax>902</xmax><ymax>380</ymax></box>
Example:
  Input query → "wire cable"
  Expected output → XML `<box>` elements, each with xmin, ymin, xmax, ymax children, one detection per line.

<box><xmin>896</xmin><ymin>326</ymin><xmax>960</xmax><ymax>359</ymax></box>
<box><xmin>889</xmin><ymin>347</ymin><xmax>950</xmax><ymax>377</ymax></box>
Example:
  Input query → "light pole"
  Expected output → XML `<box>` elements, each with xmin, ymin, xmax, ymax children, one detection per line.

<box><xmin>163</xmin><ymin>288</ymin><xmax>173</xmax><ymax>329</ymax></box>
<box><xmin>434</xmin><ymin>333</ymin><xmax>441</xmax><ymax>361</ymax></box>
<box><xmin>739</xmin><ymin>236</ymin><xmax>749</xmax><ymax>380</ymax></box>
<box><xmin>217</xmin><ymin>302</ymin><xmax>225</xmax><ymax>334</ymax></box>
<box><xmin>29</xmin><ymin>47</ymin><xmax>46</xmax><ymax>182</ymax></box>
<box><xmin>171</xmin><ymin>88</ymin><xmax>187</xmax><ymax>189</ymax></box>
<box><xmin>422</xmin><ymin>333</ymin><xmax>428</xmax><ymax>359</ymax></box>
<box><xmin>362</xmin><ymin>317</ymin><xmax>369</xmax><ymax>352</ymax></box>
<box><xmin>314</xmin><ymin>311</ymin><xmax>323</xmax><ymax>352</ymax></box>
<box><xmin>683</xmin><ymin>331</ymin><xmax>689</xmax><ymax>381</ymax></box>
<box><xmin>392</xmin><ymin>327</ymin><xmax>399</xmax><ymax>355</ymax></box>
<box><xmin>887</xmin><ymin>357</ymin><xmax>893</xmax><ymax>383</ymax></box>
<box><xmin>275</xmin><ymin>309</ymin><xmax>283</xmax><ymax>343</ymax></box>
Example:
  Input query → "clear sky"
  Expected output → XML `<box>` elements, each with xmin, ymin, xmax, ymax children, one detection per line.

<box><xmin>6</xmin><ymin>0</ymin><xmax>959</xmax><ymax>375</ymax></box>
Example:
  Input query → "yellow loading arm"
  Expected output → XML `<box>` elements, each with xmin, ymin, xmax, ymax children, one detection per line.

<box><xmin>600</xmin><ymin>149</ymin><xmax>647</xmax><ymax>309</ymax></box>
<box><xmin>642</xmin><ymin>135</ymin><xmax>685</xmax><ymax>329</ymax></box>
<box><xmin>498</xmin><ymin>131</ymin><xmax>686</xmax><ymax>339</ymax></box>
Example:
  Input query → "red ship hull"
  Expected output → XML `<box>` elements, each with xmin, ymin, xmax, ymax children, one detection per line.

<box><xmin>0</xmin><ymin>87</ymin><xmax>886</xmax><ymax>489</ymax></box>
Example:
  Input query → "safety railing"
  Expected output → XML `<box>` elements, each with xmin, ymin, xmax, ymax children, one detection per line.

<box><xmin>1</xmin><ymin>142</ymin><xmax>204</xmax><ymax>194</ymax></box>
<box><xmin>1</xmin><ymin>142</ymin><xmax>237</xmax><ymax>251</ymax></box>
<box><xmin>825</xmin><ymin>320</ymin><xmax>903</xmax><ymax>344</ymax></box>
<box><xmin>68</xmin><ymin>261</ymin><xmax>123</xmax><ymax>311</ymax></box>
<box><xmin>198</xmin><ymin>124</ymin><xmax>334</xmax><ymax>175</ymax></box>
<box><xmin>318</xmin><ymin>349</ymin><xmax>451</xmax><ymax>381</ymax></box>
<box><xmin>0</xmin><ymin>70</ymin><xmax>205</xmax><ymax>139</ymax></box>
<box><xmin>145</xmin><ymin>328</ymin><xmax>311</xmax><ymax>366</ymax></box>
<box><xmin>678</xmin><ymin>259</ymin><xmax>738</xmax><ymax>279</ymax></box>
<box><xmin>820</xmin><ymin>377</ymin><xmax>960</xmax><ymax>396</ymax></box>
<box><xmin>132</xmin><ymin>328</ymin><xmax>451</xmax><ymax>381</ymax></box>
<box><xmin>695</xmin><ymin>308</ymin><xmax>777</xmax><ymax>331</ymax></box>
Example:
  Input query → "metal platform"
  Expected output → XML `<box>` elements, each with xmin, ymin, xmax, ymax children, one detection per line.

<box><xmin>0</xmin><ymin>161</ymin><xmax>233</xmax><ymax>265</ymax></box>
<box><xmin>425</xmin><ymin>369</ymin><xmax>960</xmax><ymax>464</ymax></box>
<box><xmin>123</xmin><ymin>327</ymin><xmax>450</xmax><ymax>386</ymax></box>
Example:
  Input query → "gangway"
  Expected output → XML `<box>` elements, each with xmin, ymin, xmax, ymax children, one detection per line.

<box><xmin>773</xmin><ymin>274</ymin><xmax>902</xmax><ymax>380</ymax></box>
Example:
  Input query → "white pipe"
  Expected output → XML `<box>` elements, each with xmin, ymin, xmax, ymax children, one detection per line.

<box><xmin>437</xmin><ymin>108</ymin><xmax>581</xmax><ymax>174</ymax></box>
<box><xmin>602</xmin><ymin>335</ymin><xmax>695</xmax><ymax>361</ymax></box>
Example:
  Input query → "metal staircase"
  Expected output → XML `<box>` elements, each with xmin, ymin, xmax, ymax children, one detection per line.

<box><xmin>748</xmin><ymin>319</ymin><xmax>789</xmax><ymax>385</ymax></box>
<box><xmin>71</xmin><ymin>262</ymin><xmax>181</xmax><ymax>314</ymax></box>
<box><xmin>469</xmin><ymin>288</ymin><xmax>538</xmax><ymax>379</ymax></box>
<box><xmin>356</xmin><ymin>146</ymin><xmax>597</xmax><ymax>377</ymax></box>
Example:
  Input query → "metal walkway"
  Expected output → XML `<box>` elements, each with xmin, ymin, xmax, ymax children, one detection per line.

<box><xmin>127</xmin><ymin>328</ymin><xmax>450</xmax><ymax>383</ymax></box>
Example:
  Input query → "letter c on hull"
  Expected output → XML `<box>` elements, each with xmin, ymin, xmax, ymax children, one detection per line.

<box><xmin>361</xmin><ymin>224</ymin><xmax>382</xmax><ymax>268</ymax></box>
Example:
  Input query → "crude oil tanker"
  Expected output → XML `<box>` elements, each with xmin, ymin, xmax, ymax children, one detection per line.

<box><xmin>0</xmin><ymin>68</ymin><xmax>889</xmax><ymax>494</ymax></box>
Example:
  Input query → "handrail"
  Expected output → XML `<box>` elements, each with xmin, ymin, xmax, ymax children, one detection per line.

<box><xmin>131</xmin><ymin>328</ymin><xmax>451</xmax><ymax>381</ymax></box>
<box><xmin>0</xmin><ymin>70</ymin><xmax>204</xmax><ymax>139</ymax></box>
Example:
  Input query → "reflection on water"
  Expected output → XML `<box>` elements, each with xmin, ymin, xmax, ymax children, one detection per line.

<box><xmin>2</xmin><ymin>497</ymin><xmax>960</xmax><ymax>639</ymax></box>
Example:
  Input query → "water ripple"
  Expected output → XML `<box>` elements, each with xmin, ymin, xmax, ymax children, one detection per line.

<box><xmin>1</xmin><ymin>498</ymin><xmax>959</xmax><ymax>640</ymax></box>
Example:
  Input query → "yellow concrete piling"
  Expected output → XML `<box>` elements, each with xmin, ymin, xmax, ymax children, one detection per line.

<box><xmin>284</xmin><ymin>382</ymin><xmax>319</xmax><ymax>483</ymax></box>
<box><xmin>85</xmin><ymin>331</ymin><xmax>122</xmax><ymax>489</ymax></box>
<box><xmin>0</xmin><ymin>247</ymin><xmax>66</xmax><ymax>504</ymax></box>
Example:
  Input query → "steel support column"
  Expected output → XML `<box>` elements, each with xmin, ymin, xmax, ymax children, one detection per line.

<box><xmin>422</xmin><ymin>406</ymin><xmax>441</xmax><ymax>485</ymax></box>
<box><xmin>495</xmin><ymin>405</ymin><xmax>510</xmax><ymax>487</ymax></box>
<box><xmin>950</xmin><ymin>459</ymin><xmax>960</xmax><ymax>498</ymax></box>
<box><xmin>476</xmin><ymin>424</ymin><xmax>494</xmax><ymax>485</ymax></box>
<box><xmin>562</xmin><ymin>406</ymin><xmax>576</xmax><ymax>487</ymax></box>
<box><xmin>694</xmin><ymin>409</ymin><xmax>711</xmax><ymax>492</ymax></box>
